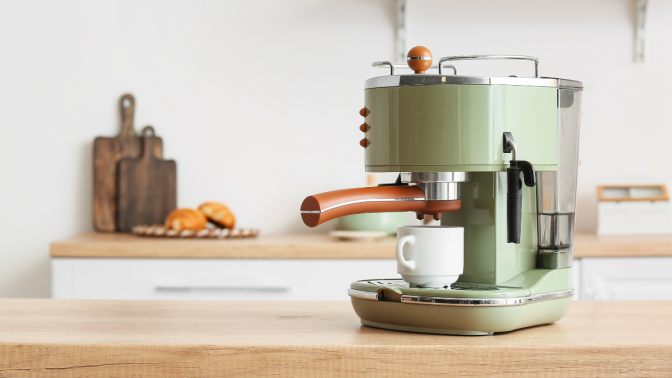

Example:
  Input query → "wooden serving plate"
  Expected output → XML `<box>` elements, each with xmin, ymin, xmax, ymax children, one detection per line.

<box><xmin>132</xmin><ymin>225</ymin><xmax>259</xmax><ymax>239</ymax></box>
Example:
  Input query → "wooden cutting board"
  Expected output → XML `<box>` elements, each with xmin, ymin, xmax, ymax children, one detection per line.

<box><xmin>117</xmin><ymin>126</ymin><xmax>176</xmax><ymax>231</ymax></box>
<box><xmin>93</xmin><ymin>94</ymin><xmax>163</xmax><ymax>232</ymax></box>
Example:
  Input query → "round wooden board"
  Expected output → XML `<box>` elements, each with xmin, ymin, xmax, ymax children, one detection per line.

<box><xmin>132</xmin><ymin>225</ymin><xmax>259</xmax><ymax>239</ymax></box>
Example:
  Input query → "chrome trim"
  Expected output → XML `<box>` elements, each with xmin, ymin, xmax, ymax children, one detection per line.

<box><xmin>401</xmin><ymin>172</ymin><xmax>469</xmax><ymax>183</ymax></box>
<box><xmin>373</xmin><ymin>63</ymin><xmax>455</xmax><ymax>73</ymax></box>
<box><xmin>489</xmin><ymin>77</ymin><xmax>555</xmax><ymax>87</ymax></box>
<box><xmin>357</xmin><ymin>279</ymin><xmax>521</xmax><ymax>291</ymax></box>
<box><xmin>438</xmin><ymin>55</ymin><xmax>539</xmax><ymax>78</ymax></box>
<box><xmin>416</xmin><ymin>182</ymin><xmax>460</xmax><ymax>201</ymax></box>
<box><xmin>507</xmin><ymin>140</ymin><xmax>518</xmax><ymax>161</ymax></box>
<box><xmin>400</xmin><ymin>172</ymin><xmax>467</xmax><ymax>201</ymax></box>
<box><xmin>372</xmin><ymin>61</ymin><xmax>395</xmax><ymax>76</ymax></box>
<box><xmin>554</xmin><ymin>78</ymin><xmax>584</xmax><ymax>90</ymax></box>
<box><xmin>300</xmin><ymin>197</ymin><xmax>425</xmax><ymax>214</ymax></box>
<box><xmin>407</xmin><ymin>56</ymin><xmax>432</xmax><ymax>60</ymax></box>
<box><xmin>438</xmin><ymin>64</ymin><xmax>457</xmax><ymax>75</ymax></box>
<box><xmin>365</xmin><ymin>75</ymin><xmax>558</xmax><ymax>89</ymax></box>
<box><xmin>538</xmin><ymin>250</ymin><xmax>573</xmax><ymax>269</ymax></box>
<box><xmin>366</xmin><ymin>75</ymin><xmax>401</xmax><ymax>88</ymax></box>
<box><xmin>400</xmin><ymin>288</ymin><xmax>574</xmax><ymax>307</ymax></box>
<box><xmin>348</xmin><ymin>288</ymin><xmax>379</xmax><ymax>301</ymax></box>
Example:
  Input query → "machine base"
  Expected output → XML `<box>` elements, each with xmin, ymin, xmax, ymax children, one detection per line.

<box><xmin>351</xmin><ymin>296</ymin><xmax>572</xmax><ymax>335</ymax></box>
<box><xmin>362</xmin><ymin>320</ymin><xmax>493</xmax><ymax>336</ymax></box>
<box><xmin>350</xmin><ymin>272</ymin><xmax>574</xmax><ymax>335</ymax></box>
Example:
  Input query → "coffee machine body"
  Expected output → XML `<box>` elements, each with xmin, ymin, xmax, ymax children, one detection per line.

<box><xmin>302</xmin><ymin>52</ymin><xmax>582</xmax><ymax>335</ymax></box>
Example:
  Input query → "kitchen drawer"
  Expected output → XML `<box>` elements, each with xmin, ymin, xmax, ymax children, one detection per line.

<box><xmin>581</xmin><ymin>257</ymin><xmax>672</xmax><ymax>301</ymax></box>
<box><xmin>51</xmin><ymin>258</ymin><xmax>397</xmax><ymax>301</ymax></box>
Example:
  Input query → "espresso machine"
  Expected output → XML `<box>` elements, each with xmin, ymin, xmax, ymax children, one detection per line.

<box><xmin>300</xmin><ymin>47</ymin><xmax>582</xmax><ymax>335</ymax></box>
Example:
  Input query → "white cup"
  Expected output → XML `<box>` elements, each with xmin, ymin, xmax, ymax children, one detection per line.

<box><xmin>395</xmin><ymin>226</ymin><xmax>464</xmax><ymax>288</ymax></box>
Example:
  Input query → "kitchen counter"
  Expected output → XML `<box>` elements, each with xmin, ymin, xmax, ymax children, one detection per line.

<box><xmin>0</xmin><ymin>299</ymin><xmax>670</xmax><ymax>377</ymax></box>
<box><xmin>50</xmin><ymin>232</ymin><xmax>396</xmax><ymax>259</ymax></box>
<box><xmin>50</xmin><ymin>232</ymin><xmax>672</xmax><ymax>259</ymax></box>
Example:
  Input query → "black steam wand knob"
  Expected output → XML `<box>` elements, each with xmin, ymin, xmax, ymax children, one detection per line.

<box><xmin>503</xmin><ymin>132</ymin><xmax>536</xmax><ymax>244</ymax></box>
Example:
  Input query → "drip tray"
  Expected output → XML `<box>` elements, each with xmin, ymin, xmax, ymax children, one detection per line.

<box><xmin>362</xmin><ymin>279</ymin><xmax>520</xmax><ymax>291</ymax></box>
<box><xmin>350</xmin><ymin>278</ymin><xmax>536</xmax><ymax>305</ymax></box>
<box><xmin>348</xmin><ymin>278</ymin><xmax>574</xmax><ymax>335</ymax></box>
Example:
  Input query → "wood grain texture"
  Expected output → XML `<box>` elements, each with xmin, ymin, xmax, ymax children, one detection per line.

<box><xmin>117</xmin><ymin>126</ymin><xmax>176</xmax><ymax>232</ymax></box>
<box><xmin>50</xmin><ymin>232</ymin><xmax>397</xmax><ymax>258</ymax></box>
<box><xmin>50</xmin><ymin>232</ymin><xmax>672</xmax><ymax>259</ymax></box>
<box><xmin>93</xmin><ymin>94</ymin><xmax>163</xmax><ymax>232</ymax></box>
<box><xmin>597</xmin><ymin>184</ymin><xmax>669</xmax><ymax>202</ymax></box>
<box><xmin>0</xmin><ymin>299</ymin><xmax>670</xmax><ymax>377</ymax></box>
<box><xmin>573</xmin><ymin>232</ymin><xmax>672</xmax><ymax>258</ymax></box>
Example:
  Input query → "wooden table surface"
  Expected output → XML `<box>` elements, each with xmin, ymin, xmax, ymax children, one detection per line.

<box><xmin>0</xmin><ymin>299</ymin><xmax>670</xmax><ymax>377</ymax></box>
<box><xmin>50</xmin><ymin>232</ymin><xmax>398</xmax><ymax>259</ymax></box>
<box><xmin>50</xmin><ymin>232</ymin><xmax>672</xmax><ymax>259</ymax></box>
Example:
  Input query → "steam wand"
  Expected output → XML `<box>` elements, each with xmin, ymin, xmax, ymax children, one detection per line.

<box><xmin>503</xmin><ymin>132</ymin><xmax>536</xmax><ymax>244</ymax></box>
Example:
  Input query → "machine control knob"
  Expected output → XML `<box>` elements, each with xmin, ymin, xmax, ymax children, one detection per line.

<box><xmin>359</xmin><ymin>123</ymin><xmax>370</xmax><ymax>132</ymax></box>
<box><xmin>359</xmin><ymin>107</ymin><xmax>369</xmax><ymax>117</ymax></box>
<box><xmin>360</xmin><ymin>138</ymin><xmax>370</xmax><ymax>148</ymax></box>
<box><xmin>407</xmin><ymin>46</ymin><xmax>432</xmax><ymax>74</ymax></box>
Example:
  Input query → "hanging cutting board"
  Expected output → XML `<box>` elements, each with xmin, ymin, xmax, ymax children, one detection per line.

<box><xmin>93</xmin><ymin>94</ymin><xmax>163</xmax><ymax>231</ymax></box>
<box><xmin>117</xmin><ymin>126</ymin><xmax>177</xmax><ymax>231</ymax></box>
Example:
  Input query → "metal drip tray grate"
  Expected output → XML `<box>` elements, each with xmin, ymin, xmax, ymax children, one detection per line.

<box><xmin>350</xmin><ymin>279</ymin><xmax>574</xmax><ymax>307</ymax></box>
<box><xmin>362</xmin><ymin>279</ymin><xmax>521</xmax><ymax>291</ymax></box>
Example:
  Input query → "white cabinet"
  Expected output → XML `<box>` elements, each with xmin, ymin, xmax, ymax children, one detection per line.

<box><xmin>51</xmin><ymin>258</ymin><xmax>397</xmax><ymax>301</ymax></box>
<box><xmin>580</xmin><ymin>257</ymin><xmax>672</xmax><ymax>301</ymax></box>
<box><xmin>52</xmin><ymin>257</ymin><xmax>672</xmax><ymax>301</ymax></box>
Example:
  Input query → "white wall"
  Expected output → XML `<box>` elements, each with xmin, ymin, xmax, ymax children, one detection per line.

<box><xmin>0</xmin><ymin>0</ymin><xmax>670</xmax><ymax>297</ymax></box>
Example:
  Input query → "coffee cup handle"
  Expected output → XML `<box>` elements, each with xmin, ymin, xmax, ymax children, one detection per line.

<box><xmin>395</xmin><ymin>235</ymin><xmax>416</xmax><ymax>270</ymax></box>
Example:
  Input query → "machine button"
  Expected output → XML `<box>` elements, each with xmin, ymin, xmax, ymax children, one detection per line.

<box><xmin>359</xmin><ymin>107</ymin><xmax>369</xmax><ymax>117</ymax></box>
<box><xmin>359</xmin><ymin>123</ymin><xmax>370</xmax><ymax>132</ymax></box>
<box><xmin>360</xmin><ymin>138</ymin><xmax>370</xmax><ymax>148</ymax></box>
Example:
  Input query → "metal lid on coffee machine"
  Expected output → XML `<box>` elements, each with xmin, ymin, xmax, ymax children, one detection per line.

<box><xmin>366</xmin><ymin>52</ymin><xmax>583</xmax><ymax>90</ymax></box>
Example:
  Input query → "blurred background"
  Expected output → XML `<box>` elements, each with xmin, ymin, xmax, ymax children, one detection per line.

<box><xmin>1</xmin><ymin>0</ymin><xmax>671</xmax><ymax>298</ymax></box>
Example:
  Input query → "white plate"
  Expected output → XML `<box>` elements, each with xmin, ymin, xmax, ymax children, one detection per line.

<box><xmin>328</xmin><ymin>230</ymin><xmax>389</xmax><ymax>241</ymax></box>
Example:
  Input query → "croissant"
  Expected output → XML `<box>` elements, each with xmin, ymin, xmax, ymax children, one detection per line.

<box><xmin>165</xmin><ymin>208</ymin><xmax>207</xmax><ymax>230</ymax></box>
<box><xmin>199</xmin><ymin>202</ymin><xmax>236</xmax><ymax>229</ymax></box>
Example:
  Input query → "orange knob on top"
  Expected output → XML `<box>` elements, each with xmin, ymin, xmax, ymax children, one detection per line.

<box><xmin>407</xmin><ymin>46</ymin><xmax>432</xmax><ymax>74</ymax></box>
<box><xmin>359</xmin><ymin>107</ymin><xmax>369</xmax><ymax>117</ymax></box>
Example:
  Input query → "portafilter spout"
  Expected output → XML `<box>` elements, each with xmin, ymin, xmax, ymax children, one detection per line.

<box><xmin>300</xmin><ymin>185</ymin><xmax>461</xmax><ymax>227</ymax></box>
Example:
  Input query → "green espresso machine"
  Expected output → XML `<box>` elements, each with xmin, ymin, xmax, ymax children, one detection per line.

<box><xmin>300</xmin><ymin>47</ymin><xmax>582</xmax><ymax>335</ymax></box>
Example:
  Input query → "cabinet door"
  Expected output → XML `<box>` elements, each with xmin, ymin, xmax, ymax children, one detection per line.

<box><xmin>52</xmin><ymin>258</ymin><xmax>397</xmax><ymax>301</ymax></box>
<box><xmin>581</xmin><ymin>257</ymin><xmax>672</xmax><ymax>301</ymax></box>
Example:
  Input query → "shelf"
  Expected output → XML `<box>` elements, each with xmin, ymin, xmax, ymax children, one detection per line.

<box><xmin>394</xmin><ymin>0</ymin><xmax>651</xmax><ymax>63</ymax></box>
<box><xmin>50</xmin><ymin>232</ymin><xmax>396</xmax><ymax>259</ymax></box>
<box><xmin>50</xmin><ymin>232</ymin><xmax>672</xmax><ymax>259</ymax></box>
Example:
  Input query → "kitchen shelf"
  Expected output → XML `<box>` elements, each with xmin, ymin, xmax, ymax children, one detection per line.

<box><xmin>50</xmin><ymin>232</ymin><xmax>672</xmax><ymax>259</ymax></box>
<box><xmin>50</xmin><ymin>232</ymin><xmax>396</xmax><ymax>259</ymax></box>
<box><xmin>395</xmin><ymin>0</ymin><xmax>651</xmax><ymax>63</ymax></box>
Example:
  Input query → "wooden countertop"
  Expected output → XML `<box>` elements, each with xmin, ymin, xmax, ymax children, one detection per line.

<box><xmin>0</xmin><ymin>299</ymin><xmax>670</xmax><ymax>377</ymax></box>
<box><xmin>50</xmin><ymin>232</ymin><xmax>397</xmax><ymax>259</ymax></box>
<box><xmin>573</xmin><ymin>232</ymin><xmax>672</xmax><ymax>258</ymax></box>
<box><xmin>50</xmin><ymin>232</ymin><xmax>672</xmax><ymax>259</ymax></box>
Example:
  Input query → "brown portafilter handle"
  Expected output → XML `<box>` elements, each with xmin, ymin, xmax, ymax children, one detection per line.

<box><xmin>407</xmin><ymin>46</ymin><xmax>433</xmax><ymax>74</ymax></box>
<box><xmin>300</xmin><ymin>186</ymin><xmax>461</xmax><ymax>227</ymax></box>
